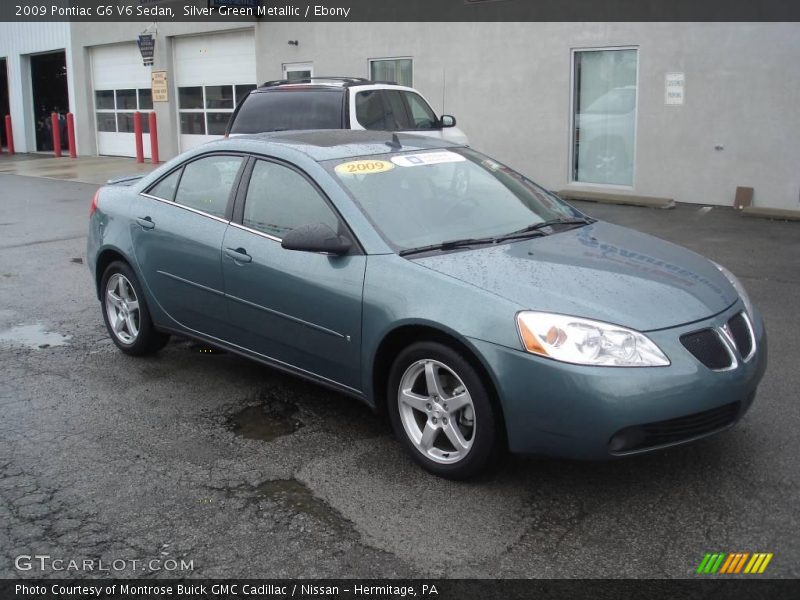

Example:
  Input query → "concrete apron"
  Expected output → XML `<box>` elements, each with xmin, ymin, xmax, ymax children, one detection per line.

<box><xmin>0</xmin><ymin>153</ymin><xmax>156</xmax><ymax>185</ymax></box>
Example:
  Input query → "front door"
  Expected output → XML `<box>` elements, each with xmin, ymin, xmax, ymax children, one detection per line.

<box><xmin>131</xmin><ymin>153</ymin><xmax>245</xmax><ymax>338</ymax></box>
<box><xmin>222</xmin><ymin>158</ymin><xmax>365</xmax><ymax>391</ymax></box>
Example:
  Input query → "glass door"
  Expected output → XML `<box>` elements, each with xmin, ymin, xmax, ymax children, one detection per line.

<box><xmin>572</xmin><ymin>48</ymin><xmax>638</xmax><ymax>186</ymax></box>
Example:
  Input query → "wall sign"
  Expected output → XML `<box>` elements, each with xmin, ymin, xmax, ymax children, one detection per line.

<box><xmin>137</xmin><ymin>34</ymin><xmax>155</xmax><ymax>67</ymax></box>
<box><xmin>665</xmin><ymin>72</ymin><xmax>685</xmax><ymax>105</ymax></box>
<box><xmin>151</xmin><ymin>70</ymin><xmax>168</xmax><ymax>102</ymax></box>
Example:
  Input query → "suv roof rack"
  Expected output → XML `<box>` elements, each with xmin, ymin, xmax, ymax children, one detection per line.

<box><xmin>260</xmin><ymin>76</ymin><xmax>373</xmax><ymax>88</ymax></box>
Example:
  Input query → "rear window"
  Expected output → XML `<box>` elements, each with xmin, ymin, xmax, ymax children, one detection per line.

<box><xmin>229</xmin><ymin>90</ymin><xmax>344</xmax><ymax>134</ymax></box>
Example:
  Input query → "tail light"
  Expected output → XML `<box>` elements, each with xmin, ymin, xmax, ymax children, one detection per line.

<box><xmin>89</xmin><ymin>188</ymin><xmax>100</xmax><ymax>216</ymax></box>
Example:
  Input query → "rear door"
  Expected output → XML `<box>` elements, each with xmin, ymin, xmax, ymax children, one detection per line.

<box><xmin>131</xmin><ymin>153</ymin><xmax>246</xmax><ymax>338</ymax></box>
<box><xmin>221</xmin><ymin>157</ymin><xmax>366</xmax><ymax>392</ymax></box>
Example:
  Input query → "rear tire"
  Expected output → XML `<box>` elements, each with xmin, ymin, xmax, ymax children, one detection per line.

<box><xmin>387</xmin><ymin>341</ymin><xmax>500</xmax><ymax>479</ymax></box>
<box><xmin>100</xmin><ymin>261</ymin><xmax>169</xmax><ymax>356</ymax></box>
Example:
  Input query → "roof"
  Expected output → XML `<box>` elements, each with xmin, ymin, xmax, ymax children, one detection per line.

<box><xmin>219</xmin><ymin>130</ymin><xmax>462</xmax><ymax>161</ymax></box>
<box><xmin>257</xmin><ymin>77</ymin><xmax>398</xmax><ymax>89</ymax></box>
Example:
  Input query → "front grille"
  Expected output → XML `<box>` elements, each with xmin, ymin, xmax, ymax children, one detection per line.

<box><xmin>680</xmin><ymin>329</ymin><xmax>732</xmax><ymax>370</ymax></box>
<box><xmin>608</xmin><ymin>401</ymin><xmax>741</xmax><ymax>454</ymax></box>
<box><xmin>728</xmin><ymin>312</ymin><xmax>753</xmax><ymax>359</ymax></box>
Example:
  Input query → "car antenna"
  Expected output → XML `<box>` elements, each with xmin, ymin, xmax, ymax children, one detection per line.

<box><xmin>386</xmin><ymin>133</ymin><xmax>402</xmax><ymax>150</ymax></box>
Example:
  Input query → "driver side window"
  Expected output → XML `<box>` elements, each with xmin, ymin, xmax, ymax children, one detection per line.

<box><xmin>403</xmin><ymin>92</ymin><xmax>437</xmax><ymax>129</ymax></box>
<box><xmin>243</xmin><ymin>160</ymin><xmax>339</xmax><ymax>239</ymax></box>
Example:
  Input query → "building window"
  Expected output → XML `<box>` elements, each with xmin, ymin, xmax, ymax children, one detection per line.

<box><xmin>572</xmin><ymin>48</ymin><xmax>638</xmax><ymax>186</ymax></box>
<box><xmin>178</xmin><ymin>84</ymin><xmax>256</xmax><ymax>136</ymax></box>
<box><xmin>282</xmin><ymin>62</ymin><xmax>313</xmax><ymax>82</ymax></box>
<box><xmin>95</xmin><ymin>88</ymin><xmax>154</xmax><ymax>133</ymax></box>
<box><xmin>369</xmin><ymin>58</ymin><xmax>412</xmax><ymax>87</ymax></box>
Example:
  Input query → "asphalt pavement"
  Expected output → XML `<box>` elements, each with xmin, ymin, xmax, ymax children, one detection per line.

<box><xmin>1</xmin><ymin>172</ymin><xmax>798</xmax><ymax>578</ymax></box>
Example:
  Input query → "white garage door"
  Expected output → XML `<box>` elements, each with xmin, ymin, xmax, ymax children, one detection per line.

<box><xmin>91</xmin><ymin>43</ymin><xmax>152</xmax><ymax>158</ymax></box>
<box><xmin>174</xmin><ymin>29</ymin><xmax>257</xmax><ymax>152</ymax></box>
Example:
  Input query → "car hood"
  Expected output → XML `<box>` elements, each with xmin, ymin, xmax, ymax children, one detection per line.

<box><xmin>411</xmin><ymin>221</ymin><xmax>737</xmax><ymax>331</ymax></box>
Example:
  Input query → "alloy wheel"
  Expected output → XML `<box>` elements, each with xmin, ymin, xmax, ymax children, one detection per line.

<box><xmin>397</xmin><ymin>359</ymin><xmax>476</xmax><ymax>464</ymax></box>
<box><xmin>105</xmin><ymin>273</ymin><xmax>140</xmax><ymax>344</ymax></box>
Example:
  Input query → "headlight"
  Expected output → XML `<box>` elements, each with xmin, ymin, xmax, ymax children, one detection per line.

<box><xmin>516</xmin><ymin>312</ymin><xmax>670</xmax><ymax>367</ymax></box>
<box><xmin>712</xmin><ymin>261</ymin><xmax>754</xmax><ymax>317</ymax></box>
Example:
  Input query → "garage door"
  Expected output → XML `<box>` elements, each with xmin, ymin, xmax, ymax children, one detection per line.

<box><xmin>174</xmin><ymin>29</ymin><xmax>257</xmax><ymax>152</ymax></box>
<box><xmin>91</xmin><ymin>43</ymin><xmax>152</xmax><ymax>158</ymax></box>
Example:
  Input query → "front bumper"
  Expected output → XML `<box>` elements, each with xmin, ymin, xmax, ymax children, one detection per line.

<box><xmin>470</xmin><ymin>301</ymin><xmax>767</xmax><ymax>459</ymax></box>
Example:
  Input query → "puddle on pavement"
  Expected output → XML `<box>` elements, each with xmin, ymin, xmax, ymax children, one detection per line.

<box><xmin>0</xmin><ymin>323</ymin><xmax>71</xmax><ymax>349</ymax></box>
<box><xmin>231</xmin><ymin>479</ymin><xmax>353</xmax><ymax>534</ymax></box>
<box><xmin>229</xmin><ymin>400</ymin><xmax>303</xmax><ymax>441</ymax></box>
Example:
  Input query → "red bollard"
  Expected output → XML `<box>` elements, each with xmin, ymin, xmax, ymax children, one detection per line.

<box><xmin>4</xmin><ymin>115</ymin><xmax>14</xmax><ymax>155</ymax></box>
<box><xmin>148</xmin><ymin>112</ymin><xmax>159</xmax><ymax>164</ymax></box>
<box><xmin>66</xmin><ymin>113</ymin><xmax>77</xmax><ymax>158</ymax></box>
<box><xmin>133</xmin><ymin>111</ymin><xmax>144</xmax><ymax>163</ymax></box>
<box><xmin>51</xmin><ymin>113</ymin><xmax>62</xmax><ymax>157</ymax></box>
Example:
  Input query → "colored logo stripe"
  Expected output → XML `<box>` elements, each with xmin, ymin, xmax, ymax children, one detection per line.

<box><xmin>698</xmin><ymin>552</ymin><xmax>773</xmax><ymax>574</ymax></box>
<box><xmin>744</xmin><ymin>553</ymin><xmax>773</xmax><ymax>574</ymax></box>
<box><xmin>697</xmin><ymin>553</ymin><xmax>725</xmax><ymax>574</ymax></box>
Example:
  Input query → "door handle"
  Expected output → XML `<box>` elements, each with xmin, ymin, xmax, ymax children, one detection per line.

<box><xmin>136</xmin><ymin>216</ymin><xmax>155</xmax><ymax>230</ymax></box>
<box><xmin>225</xmin><ymin>247</ymin><xmax>252</xmax><ymax>264</ymax></box>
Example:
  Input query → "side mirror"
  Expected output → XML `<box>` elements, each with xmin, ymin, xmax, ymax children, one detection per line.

<box><xmin>440</xmin><ymin>114</ymin><xmax>457</xmax><ymax>128</ymax></box>
<box><xmin>281</xmin><ymin>223</ymin><xmax>352</xmax><ymax>256</ymax></box>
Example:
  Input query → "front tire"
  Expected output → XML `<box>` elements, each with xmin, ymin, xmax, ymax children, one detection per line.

<box><xmin>387</xmin><ymin>341</ymin><xmax>500</xmax><ymax>479</ymax></box>
<box><xmin>100</xmin><ymin>261</ymin><xmax>169</xmax><ymax>356</ymax></box>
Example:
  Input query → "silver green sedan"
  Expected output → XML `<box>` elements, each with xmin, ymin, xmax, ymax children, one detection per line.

<box><xmin>88</xmin><ymin>130</ymin><xmax>767</xmax><ymax>479</ymax></box>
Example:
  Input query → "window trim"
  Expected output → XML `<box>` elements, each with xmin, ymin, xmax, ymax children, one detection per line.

<box><xmin>567</xmin><ymin>45</ymin><xmax>639</xmax><ymax>190</ymax></box>
<box><xmin>231</xmin><ymin>154</ymin><xmax>364</xmax><ymax>255</ymax></box>
<box><xmin>368</xmin><ymin>56</ymin><xmax>413</xmax><ymax>86</ymax></box>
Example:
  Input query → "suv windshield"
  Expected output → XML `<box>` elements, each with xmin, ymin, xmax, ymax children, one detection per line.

<box><xmin>229</xmin><ymin>89</ymin><xmax>344</xmax><ymax>133</ymax></box>
<box><xmin>327</xmin><ymin>148</ymin><xmax>584</xmax><ymax>252</ymax></box>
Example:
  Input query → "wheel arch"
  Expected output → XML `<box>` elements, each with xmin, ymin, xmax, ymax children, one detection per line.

<box><xmin>94</xmin><ymin>246</ymin><xmax>132</xmax><ymax>300</ymax></box>
<box><xmin>370</xmin><ymin>322</ymin><xmax>507</xmax><ymax>444</ymax></box>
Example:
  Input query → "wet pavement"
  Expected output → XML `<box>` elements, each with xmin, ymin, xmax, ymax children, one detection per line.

<box><xmin>0</xmin><ymin>173</ymin><xmax>799</xmax><ymax>578</ymax></box>
<box><xmin>0</xmin><ymin>153</ymin><xmax>155</xmax><ymax>186</ymax></box>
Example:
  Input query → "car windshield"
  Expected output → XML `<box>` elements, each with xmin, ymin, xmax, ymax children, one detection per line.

<box><xmin>326</xmin><ymin>147</ymin><xmax>584</xmax><ymax>252</ymax></box>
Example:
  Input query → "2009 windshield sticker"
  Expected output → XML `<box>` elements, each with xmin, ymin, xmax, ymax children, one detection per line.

<box><xmin>390</xmin><ymin>151</ymin><xmax>467</xmax><ymax>167</ymax></box>
<box><xmin>335</xmin><ymin>160</ymin><xmax>395</xmax><ymax>175</ymax></box>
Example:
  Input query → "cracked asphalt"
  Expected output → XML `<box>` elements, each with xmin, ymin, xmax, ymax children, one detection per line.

<box><xmin>0</xmin><ymin>173</ymin><xmax>798</xmax><ymax>578</ymax></box>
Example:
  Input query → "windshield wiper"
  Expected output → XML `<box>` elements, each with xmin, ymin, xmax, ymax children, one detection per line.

<box><xmin>496</xmin><ymin>217</ymin><xmax>594</xmax><ymax>241</ymax></box>
<box><xmin>399</xmin><ymin>230</ymin><xmax>552</xmax><ymax>257</ymax></box>
<box><xmin>398</xmin><ymin>217</ymin><xmax>593</xmax><ymax>257</ymax></box>
<box><xmin>399</xmin><ymin>237</ymin><xmax>498</xmax><ymax>257</ymax></box>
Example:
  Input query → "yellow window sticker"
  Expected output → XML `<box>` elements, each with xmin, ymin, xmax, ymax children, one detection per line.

<box><xmin>335</xmin><ymin>160</ymin><xmax>395</xmax><ymax>176</ymax></box>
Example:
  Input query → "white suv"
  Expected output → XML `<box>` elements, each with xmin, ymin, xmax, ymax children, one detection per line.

<box><xmin>226</xmin><ymin>77</ymin><xmax>468</xmax><ymax>145</ymax></box>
